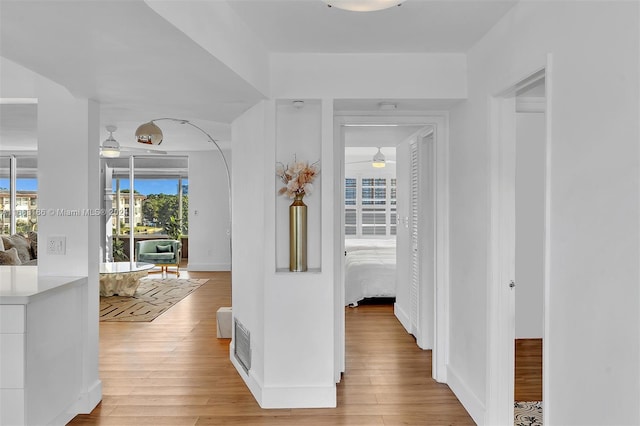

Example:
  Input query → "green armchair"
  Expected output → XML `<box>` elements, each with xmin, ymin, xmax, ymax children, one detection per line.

<box><xmin>135</xmin><ymin>239</ymin><xmax>182</xmax><ymax>277</ymax></box>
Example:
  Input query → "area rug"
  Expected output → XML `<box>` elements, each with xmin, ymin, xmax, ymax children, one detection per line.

<box><xmin>515</xmin><ymin>401</ymin><xmax>543</xmax><ymax>426</ymax></box>
<box><xmin>99</xmin><ymin>278</ymin><xmax>208</xmax><ymax>322</ymax></box>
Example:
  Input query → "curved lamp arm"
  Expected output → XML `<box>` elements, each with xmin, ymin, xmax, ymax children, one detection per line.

<box><xmin>144</xmin><ymin>118</ymin><xmax>232</xmax><ymax>263</ymax></box>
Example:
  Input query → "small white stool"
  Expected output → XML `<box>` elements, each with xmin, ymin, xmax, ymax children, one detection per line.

<box><xmin>216</xmin><ymin>307</ymin><xmax>232</xmax><ymax>338</ymax></box>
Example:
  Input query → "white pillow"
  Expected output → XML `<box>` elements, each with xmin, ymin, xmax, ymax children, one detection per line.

<box><xmin>0</xmin><ymin>237</ymin><xmax>4</xmax><ymax>251</ymax></box>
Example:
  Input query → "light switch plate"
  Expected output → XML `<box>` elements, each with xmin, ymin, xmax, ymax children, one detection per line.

<box><xmin>46</xmin><ymin>236</ymin><xmax>66</xmax><ymax>255</ymax></box>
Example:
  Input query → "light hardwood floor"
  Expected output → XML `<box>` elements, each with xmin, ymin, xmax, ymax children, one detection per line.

<box><xmin>514</xmin><ymin>338</ymin><xmax>543</xmax><ymax>402</ymax></box>
<box><xmin>69</xmin><ymin>269</ymin><xmax>475</xmax><ymax>425</ymax></box>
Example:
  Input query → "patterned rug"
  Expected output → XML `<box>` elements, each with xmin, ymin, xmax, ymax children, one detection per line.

<box><xmin>515</xmin><ymin>401</ymin><xmax>543</xmax><ymax>426</ymax></box>
<box><xmin>100</xmin><ymin>278</ymin><xmax>208</xmax><ymax>322</ymax></box>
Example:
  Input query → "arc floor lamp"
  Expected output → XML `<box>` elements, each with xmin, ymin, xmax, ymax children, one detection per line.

<box><xmin>135</xmin><ymin>118</ymin><xmax>232</xmax><ymax>263</ymax></box>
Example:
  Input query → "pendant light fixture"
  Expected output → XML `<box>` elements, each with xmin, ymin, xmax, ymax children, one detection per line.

<box><xmin>135</xmin><ymin>121</ymin><xmax>164</xmax><ymax>145</ymax></box>
<box><xmin>324</xmin><ymin>0</ymin><xmax>405</xmax><ymax>12</ymax></box>
<box><xmin>372</xmin><ymin>147</ymin><xmax>386</xmax><ymax>168</ymax></box>
<box><xmin>101</xmin><ymin>125</ymin><xmax>120</xmax><ymax>158</ymax></box>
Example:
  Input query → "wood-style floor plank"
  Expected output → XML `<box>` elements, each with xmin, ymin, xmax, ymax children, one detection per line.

<box><xmin>69</xmin><ymin>269</ymin><xmax>474</xmax><ymax>425</ymax></box>
<box><xmin>514</xmin><ymin>338</ymin><xmax>543</xmax><ymax>401</ymax></box>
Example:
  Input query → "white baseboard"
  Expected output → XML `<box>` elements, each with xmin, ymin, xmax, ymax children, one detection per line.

<box><xmin>394</xmin><ymin>302</ymin><xmax>412</xmax><ymax>334</ymax></box>
<box><xmin>229</xmin><ymin>344</ymin><xmax>336</xmax><ymax>409</ymax></box>
<box><xmin>230</xmin><ymin>344</ymin><xmax>263</xmax><ymax>405</ymax></box>
<box><xmin>447</xmin><ymin>364</ymin><xmax>485</xmax><ymax>425</ymax></box>
<box><xmin>51</xmin><ymin>404</ymin><xmax>78</xmax><ymax>426</ymax></box>
<box><xmin>260</xmin><ymin>384</ymin><xmax>336</xmax><ymax>409</ymax></box>
<box><xmin>82</xmin><ymin>379</ymin><xmax>103</xmax><ymax>413</ymax></box>
<box><xmin>54</xmin><ymin>380</ymin><xmax>101</xmax><ymax>426</ymax></box>
<box><xmin>187</xmin><ymin>262</ymin><xmax>230</xmax><ymax>271</ymax></box>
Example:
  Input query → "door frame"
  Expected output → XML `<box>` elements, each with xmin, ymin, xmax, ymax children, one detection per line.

<box><xmin>485</xmin><ymin>57</ymin><xmax>552</xmax><ymax>424</ymax></box>
<box><xmin>333</xmin><ymin>112</ymin><xmax>450</xmax><ymax>384</ymax></box>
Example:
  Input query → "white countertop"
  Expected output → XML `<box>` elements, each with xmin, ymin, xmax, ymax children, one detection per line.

<box><xmin>0</xmin><ymin>266</ymin><xmax>87</xmax><ymax>304</ymax></box>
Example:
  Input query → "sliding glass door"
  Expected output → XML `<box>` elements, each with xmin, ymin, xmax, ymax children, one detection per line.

<box><xmin>101</xmin><ymin>155</ymin><xmax>188</xmax><ymax>262</ymax></box>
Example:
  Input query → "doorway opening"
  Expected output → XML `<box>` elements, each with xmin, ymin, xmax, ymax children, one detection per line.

<box><xmin>334</xmin><ymin>111</ymin><xmax>450</xmax><ymax>386</ymax></box>
<box><xmin>486</xmin><ymin>66</ymin><xmax>549</xmax><ymax>425</ymax></box>
<box><xmin>514</xmin><ymin>76</ymin><xmax>546</xmax><ymax>425</ymax></box>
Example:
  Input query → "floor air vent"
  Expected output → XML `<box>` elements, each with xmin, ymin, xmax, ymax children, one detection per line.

<box><xmin>234</xmin><ymin>318</ymin><xmax>251</xmax><ymax>373</ymax></box>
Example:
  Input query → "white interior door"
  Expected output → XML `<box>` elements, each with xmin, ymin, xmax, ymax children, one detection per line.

<box><xmin>394</xmin><ymin>140</ymin><xmax>412</xmax><ymax>334</ymax></box>
<box><xmin>409</xmin><ymin>141</ymin><xmax>420</xmax><ymax>335</ymax></box>
<box><xmin>487</xmin><ymin>94</ymin><xmax>518</xmax><ymax>425</ymax></box>
<box><xmin>418</xmin><ymin>134</ymin><xmax>436</xmax><ymax>350</ymax></box>
<box><xmin>396</xmin><ymin>134</ymin><xmax>435</xmax><ymax>350</ymax></box>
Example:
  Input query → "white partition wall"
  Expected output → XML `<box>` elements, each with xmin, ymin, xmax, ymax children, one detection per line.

<box><xmin>231</xmin><ymin>102</ymin><xmax>268</xmax><ymax>399</ymax></box>
<box><xmin>232</xmin><ymin>99</ymin><xmax>336</xmax><ymax>408</ymax></box>
<box><xmin>35</xmin><ymin>73</ymin><xmax>101</xmax><ymax>419</ymax></box>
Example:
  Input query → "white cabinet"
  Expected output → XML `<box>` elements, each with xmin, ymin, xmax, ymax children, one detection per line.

<box><xmin>0</xmin><ymin>267</ymin><xmax>87</xmax><ymax>426</ymax></box>
<box><xmin>1</xmin><ymin>305</ymin><xmax>26</xmax><ymax>425</ymax></box>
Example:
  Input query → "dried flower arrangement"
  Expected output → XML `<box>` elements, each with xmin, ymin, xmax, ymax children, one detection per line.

<box><xmin>276</xmin><ymin>157</ymin><xmax>320</xmax><ymax>199</ymax></box>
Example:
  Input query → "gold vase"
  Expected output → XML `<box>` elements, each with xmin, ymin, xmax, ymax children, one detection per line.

<box><xmin>289</xmin><ymin>193</ymin><xmax>307</xmax><ymax>272</ymax></box>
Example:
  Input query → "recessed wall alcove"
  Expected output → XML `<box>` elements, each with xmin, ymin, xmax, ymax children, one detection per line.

<box><xmin>274</xmin><ymin>99</ymin><xmax>322</xmax><ymax>272</ymax></box>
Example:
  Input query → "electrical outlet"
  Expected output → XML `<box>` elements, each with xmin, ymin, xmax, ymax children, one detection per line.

<box><xmin>47</xmin><ymin>236</ymin><xmax>66</xmax><ymax>255</ymax></box>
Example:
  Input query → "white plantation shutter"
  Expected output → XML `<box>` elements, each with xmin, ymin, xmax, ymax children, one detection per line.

<box><xmin>344</xmin><ymin>176</ymin><xmax>396</xmax><ymax>237</ymax></box>
<box><xmin>345</xmin><ymin>178</ymin><xmax>357</xmax><ymax>236</ymax></box>
<box><xmin>361</xmin><ymin>178</ymin><xmax>386</xmax><ymax>235</ymax></box>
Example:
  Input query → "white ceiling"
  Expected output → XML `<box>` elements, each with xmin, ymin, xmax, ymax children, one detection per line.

<box><xmin>0</xmin><ymin>0</ymin><xmax>518</xmax><ymax>152</ymax></box>
<box><xmin>227</xmin><ymin>0</ymin><xmax>517</xmax><ymax>53</ymax></box>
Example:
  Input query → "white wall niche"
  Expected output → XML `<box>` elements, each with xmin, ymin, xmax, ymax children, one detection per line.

<box><xmin>275</xmin><ymin>99</ymin><xmax>323</xmax><ymax>272</ymax></box>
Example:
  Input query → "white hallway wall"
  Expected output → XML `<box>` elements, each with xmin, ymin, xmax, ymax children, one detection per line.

<box><xmin>448</xmin><ymin>1</ymin><xmax>639</xmax><ymax>424</ymax></box>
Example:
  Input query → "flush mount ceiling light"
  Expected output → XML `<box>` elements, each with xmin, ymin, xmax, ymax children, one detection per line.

<box><xmin>324</xmin><ymin>0</ymin><xmax>405</xmax><ymax>12</ymax></box>
<box><xmin>135</xmin><ymin>121</ymin><xmax>164</xmax><ymax>145</ymax></box>
<box><xmin>101</xmin><ymin>125</ymin><xmax>120</xmax><ymax>158</ymax></box>
<box><xmin>372</xmin><ymin>147</ymin><xmax>386</xmax><ymax>168</ymax></box>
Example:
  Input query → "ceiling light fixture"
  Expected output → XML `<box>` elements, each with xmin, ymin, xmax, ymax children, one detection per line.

<box><xmin>324</xmin><ymin>0</ymin><xmax>405</xmax><ymax>12</ymax></box>
<box><xmin>372</xmin><ymin>147</ymin><xmax>386</xmax><ymax>168</ymax></box>
<box><xmin>101</xmin><ymin>125</ymin><xmax>120</xmax><ymax>158</ymax></box>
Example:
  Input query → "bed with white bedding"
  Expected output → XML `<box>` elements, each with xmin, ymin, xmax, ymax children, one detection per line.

<box><xmin>344</xmin><ymin>239</ymin><xmax>396</xmax><ymax>306</ymax></box>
